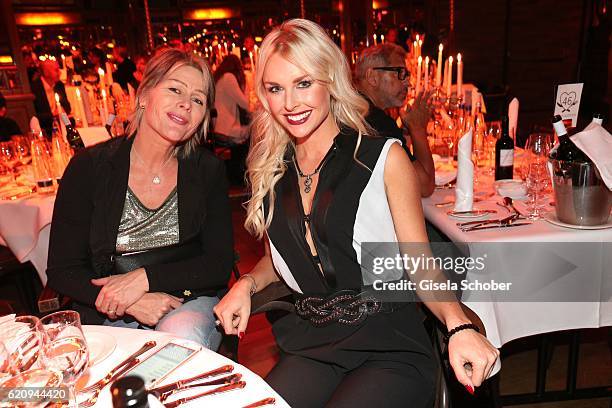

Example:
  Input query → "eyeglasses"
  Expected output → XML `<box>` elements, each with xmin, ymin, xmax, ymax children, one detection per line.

<box><xmin>372</xmin><ymin>66</ymin><xmax>408</xmax><ymax>81</ymax></box>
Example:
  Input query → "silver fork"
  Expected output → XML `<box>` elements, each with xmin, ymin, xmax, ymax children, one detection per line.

<box><xmin>79</xmin><ymin>358</ymin><xmax>141</xmax><ymax>407</ymax></box>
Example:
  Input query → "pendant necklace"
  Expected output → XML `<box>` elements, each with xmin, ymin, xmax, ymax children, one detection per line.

<box><xmin>292</xmin><ymin>149</ymin><xmax>333</xmax><ymax>194</ymax></box>
<box><xmin>131</xmin><ymin>147</ymin><xmax>174</xmax><ymax>185</ymax></box>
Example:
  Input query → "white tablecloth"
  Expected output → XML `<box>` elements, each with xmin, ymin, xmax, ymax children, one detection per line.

<box><xmin>0</xmin><ymin>193</ymin><xmax>55</xmax><ymax>285</ymax></box>
<box><xmin>422</xmin><ymin>174</ymin><xmax>612</xmax><ymax>374</ymax></box>
<box><xmin>81</xmin><ymin>325</ymin><xmax>288</xmax><ymax>407</ymax></box>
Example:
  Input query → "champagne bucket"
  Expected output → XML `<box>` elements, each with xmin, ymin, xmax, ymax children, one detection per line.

<box><xmin>550</xmin><ymin>159</ymin><xmax>612</xmax><ymax>225</ymax></box>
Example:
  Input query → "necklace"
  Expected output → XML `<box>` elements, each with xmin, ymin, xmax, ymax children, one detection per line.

<box><xmin>131</xmin><ymin>147</ymin><xmax>175</xmax><ymax>185</ymax></box>
<box><xmin>292</xmin><ymin>149</ymin><xmax>333</xmax><ymax>194</ymax></box>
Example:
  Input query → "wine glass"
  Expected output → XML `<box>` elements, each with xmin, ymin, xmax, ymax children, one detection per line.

<box><xmin>30</xmin><ymin>138</ymin><xmax>55</xmax><ymax>194</ymax></box>
<box><xmin>41</xmin><ymin>311</ymin><xmax>89</xmax><ymax>408</ymax></box>
<box><xmin>0</xmin><ymin>142</ymin><xmax>19</xmax><ymax>182</ymax></box>
<box><xmin>0</xmin><ymin>340</ymin><xmax>12</xmax><ymax>381</ymax></box>
<box><xmin>484</xmin><ymin>122</ymin><xmax>501</xmax><ymax>175</ymax></box>
<box><xmin>524</xmin><ymin>133</ymin><xmax>552</xmax><ymax>220</ymax></box>
<box><xmin>13</xmin><ymin>136</ymin><xmax>31</xmax><ymax>166</ymax></box>
<box><xmin>0</xmin><ymin>315</ymin><xmax>45</xmax><ymax>373</ymax></box>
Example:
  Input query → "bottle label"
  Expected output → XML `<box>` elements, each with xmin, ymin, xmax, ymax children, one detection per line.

<box><xmin>60</xmin><ymin>113</ymin><xmax>70</xmax><ymax>126</ymax></box>
<box><xmin>553</xmin><ymin>121</ymin><xmax>567</xmax><ymax>137</ymax></box>
<box><xmin>106</xmin><ymin>113</ymin><xmax>116</xmax><ymax>127</ymax></box>
<box><xmin>499</xmin><ymin>149</ymin><xmax>514</xmax><ymax>166</ymax></box>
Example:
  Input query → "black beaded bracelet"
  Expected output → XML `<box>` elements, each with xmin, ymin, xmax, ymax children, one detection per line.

<box><xmin>444</xmin><ymin>323</ymin><xmax>479</xmax><ymax>343</ymax></box>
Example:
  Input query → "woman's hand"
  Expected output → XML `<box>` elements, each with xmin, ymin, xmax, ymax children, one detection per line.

<box><xmin>91</xmin><ymin>268</ymin><xmax>150</xmax><ymax>318</ymax></box>
<box><xmin>125</xmin><ymin>293</ymin><xmax>183</xmax><ymax>326</ymax></box>
<box><xmin>447</xmin><ymin>328</ymin><xmax>500</xmax><ymax>394</ymax></box>
<box><xmin>213</xmin><ymin>279</ymin><xmax>252</xmax><ymax>338</ymax></box>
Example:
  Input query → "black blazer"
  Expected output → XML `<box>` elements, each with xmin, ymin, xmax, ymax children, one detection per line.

<box><xmin>30</xmin><ymin>78</ymin><xmax>71</xmax><ymax>137</ymax></box>
<box><xmin>46</xmin><ymin>136</ymin><xmax>234</xmax><ymax>324</ymax></box>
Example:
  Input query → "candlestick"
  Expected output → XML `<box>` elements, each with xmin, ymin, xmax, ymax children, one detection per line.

<box><xmin>381</xmin><ymin>34</ymin><xmax>385</xmax><ymax>44</ymax></box>
<box><xmin>446</xmin><ymin>56</ymin><xmax>454</xmax><ymax>97</ymax></box>
<box><xmin>374</xmin><ymin>34</ymin><xmax>378</xmax><ymax>46</ymax></box>
<box><xmin>436</xmin><ymin>44</ymin><xmax>443</xmax><ymax>87</ymax></box>
<box><xmin>415</xmin><ymin>56</ymin><xmax>422</xmax><ymax>96</ymax></box>
<box><xmin>100</xmin><ymin>89</ymin><xmax>109</xmax><ymax>126</ymax></box>
<box><xmin>249</xmin><ymin>51</ymin><xmax>254</xmax><ymax>72</ymax></box>
<box><xmin>75</xmin><ymin>88</ymin><xmax>88</xmax><ymax>128</ymax></box>
<box><xmin>417</xmin><ymin>39</ymin><xmax>423</xmax><ymax>61</ymax></box>
<box><xmin>424</xmin><ymin>56</ymin><xmax>430</xmax><ymax>91</ymax></box>
<box><xmin>457</xmin><ymin>53</ymin><xmax>463</xmax><ymax>100</ymax></box>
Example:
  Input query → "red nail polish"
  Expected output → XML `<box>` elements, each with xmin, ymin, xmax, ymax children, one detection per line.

<box><xmin>238</xmin><ymin>331</ymin><xmax>244</xmax><ymax>340</ymax></box>
<box><xmin>465</xmin><ymin>384</ymin><xmax>475</xmax><ymax>395</ymax></box>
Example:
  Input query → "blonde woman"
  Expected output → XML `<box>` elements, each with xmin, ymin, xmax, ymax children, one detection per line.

<box><xmin>47</xmin><ymin>49</ymin><xmax>234</xmax><ymax>349</ymax></box>
<box><xmin>215</xmin><ymin>19</ymin><xmax>498</xmax><ymax>406</ymax></box>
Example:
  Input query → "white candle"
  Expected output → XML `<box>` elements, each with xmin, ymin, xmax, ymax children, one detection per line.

<box><xmin>415</xmin><ymin>56</ymin><xmax>422</xmax><ymax>96</ymax></box>
<box><xmin>436</xmin><ymin>44</ymin><xmax>443</xmax><ymax>87</ymax></box>
<box><xmin>424</xmin><ymin>56</ymin><xmax>430</xmax><ymax>90</ymax></box>
<box><xmin>374</xmin><ymin>34</ymin><xmax>377</xmax><ymax>46</ymax></box>
<box><xmin>447</xmin><ymin>56</ymin><xmax>454</xmax><ymax>97</ymax></box>
<box><xmin>381</xmin><ymin>34</ymin><xmax>385</xmax><ymax>44</ymax></box>
<box><xmin>457</xmin><ymin>53</ymin><xmax>463</xmax><ymax>99</ymax></box>
<box><xmin>100</xmin><ymin>89</ymin><xmax>109</xmax><ymax>126</ymax></box>
<box><xmin>417</xmin><ymin>39</ymin><xmax>423</xmax><ymax>60</ymax></box>
<box><xmin>75</xmin><ymin>88</ymin><xmax>88</xmax><ymax>128</ymax></box>
<box><xmin>413</xmin><ymin>41</ymin><xmax>417</xmax><ymax>63</ymax></box>
<box><xmin>54</xmin><ymin>93</ymin><xmax>62</xmax><ymax>116</ymax></box>
<box><xmin>224</xmin><ymin>42</ymin><xmax>228</xmax><ymax>55</ymax></box>
<box><xmin>443</xmin><ymin>58</ymin><xmax>449</xmax><ymax>93</ymax></box>
<box><xmin>105</xmin><ymin>61</ymin><xmax>114</xmax><ymax>85</ymax></box>
<box><xmin>249</xmin><ymin>51</ymin><xmax>254</xmax><ymax>72</ymax></box>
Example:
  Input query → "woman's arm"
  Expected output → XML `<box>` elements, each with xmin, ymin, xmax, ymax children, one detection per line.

<box><xmin>46</xmin><ymin>150</ymin><xmax>102</xmax><ymax>306</ymax></box>
<box><xmin>384</xmin><ymin>142</ymin><xmax>499</xmax><ymax>391</ymax></box>
<box><xmin>223</xmin><ymin>74</ymin><xmax>250</xmax><ymax>110</ymax></box>
<box><xmin>214</xmin><ymin>240</ymin><xmax>279</xmax><ymax>337</ymax></box>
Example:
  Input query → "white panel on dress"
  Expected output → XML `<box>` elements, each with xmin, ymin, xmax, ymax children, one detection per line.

<box><xmin>268</xmin><ymin>238</ymin><xmax>303</xmax><ymax>294</ymax></box>
<box><xmin>353</xmin><ymin>139</ymin><xmax>403</xmax><ymax>285</ymax></box>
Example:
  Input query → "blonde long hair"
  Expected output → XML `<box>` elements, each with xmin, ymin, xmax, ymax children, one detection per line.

<box><xmin>245</xmin><ymin>18</ymin><xmax>373</xmax><ymax>239</ymax></box>
<box><xmin>125</xmin><ymin>48</ymin><xmax>214</xmax><ymax>157</ymax></box>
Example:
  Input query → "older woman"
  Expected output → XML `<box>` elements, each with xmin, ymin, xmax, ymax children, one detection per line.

<box><xmin>214</xmin><ymin>19</ymin><xmax>499</xmax><ymax>406</ymax></box>
<box><xmin>47</xmin><ymin>49</ymin><xmax>234</xmax><ymax>349</ymax></box>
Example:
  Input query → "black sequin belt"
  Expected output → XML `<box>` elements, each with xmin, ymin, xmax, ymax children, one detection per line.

<box><xmin>294</xmin><ymin>290</ymin><xmax>406</xmax><ymax>327</ymax></box>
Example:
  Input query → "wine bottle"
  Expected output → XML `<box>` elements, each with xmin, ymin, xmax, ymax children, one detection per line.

<box><xmin>60</xmin><ymin>113</ymin><xmax>85</xmax><ymax>149</ymax></box>
<box><xmin>550</xmin><ymin>115</ymin><xmax>588</xmax><ymax>162</ymax></box>
<box><xmin>105</xmin><ymin>113</ymin><xmax>117</xmax><ymax>137</ymax></box>
<box><xmin>495</xmin><ymin>115</ymin><xmax>514</xmax><ymax>180</ymax></box>
<box><xmin>111</xmin><ymin>376</ymin><xmax>149</xmax><ymax>408</ymax></box>
<box><xmin>592</xmin><ymin>113</ymin><xmax>604</xmax><ymax>126</ymax></box>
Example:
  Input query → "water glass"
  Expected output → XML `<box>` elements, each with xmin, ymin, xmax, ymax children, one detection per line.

<box><xmin>0</xmin><ymin>142</ymin><xmax>18</xmax><ymax>181</ymax></box>
<box><xmin>0</xmin><ymin>316</ymin><xmax>45</xmax><ymax>374</ymax></box>
<box><xmin>30</xmin><ymin>138</ymin><xmax>55</xmax><ymax>194</ymax></box>
<box><xmin>41</xmin><ymin>311</ymin><xmax>89</xmax><ymax>408</ymax></box>
<box><xmin>524</xmin><ymin>133</ymin><xmax>552</xmax><ymax>219</ymax></box>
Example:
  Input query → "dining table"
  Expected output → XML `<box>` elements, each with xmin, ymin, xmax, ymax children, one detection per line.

<box><xmin>79</xmin><ymin>325</ymin><xmax>288</xmax><ymax>407</ymax></box>
<box><xmin>422</xmin><ymin>164</ymin><xmax>612</xmax><ymax>380</ymax></box>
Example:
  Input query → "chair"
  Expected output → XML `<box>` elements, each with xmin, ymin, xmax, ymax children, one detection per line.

<box><xmin>0</xmin><ymin>246</ymin><xmax>39</xmax><ymax>314</ymax></box>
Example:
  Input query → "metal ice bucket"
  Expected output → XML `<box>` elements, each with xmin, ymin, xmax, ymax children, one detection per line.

<box><xmin>550</xmin><ymin>159</ymin><xmax>612</xmax><ymax>225</ymax></box>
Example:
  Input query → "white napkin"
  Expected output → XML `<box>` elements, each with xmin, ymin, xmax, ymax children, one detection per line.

<box><xmin>454</xmin><ymin>128</ymin><xmax>474</xmax><ymax>211</ymax></box>
<box><xmin>508</xmin><ymin>98</ymin><xmax>519</xmax><ymax>141</ymax></box>
<box><xmin>570</xmin><ymin>122</ymin><xmax>612</xmax><ymax>190</ymax></box>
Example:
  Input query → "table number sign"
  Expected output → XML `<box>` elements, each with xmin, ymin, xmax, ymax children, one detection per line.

<box><xmin>554</xmin><ymin>83</ymin><xmax>583</xmax><ymax>127</ymax></box>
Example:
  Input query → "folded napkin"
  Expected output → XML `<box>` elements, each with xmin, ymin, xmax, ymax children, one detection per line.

<box><xmin>454</xmin><ymin>128</ymin><xmax>474</xmax><ymax>211</ymax></box>
<box><xmin>508</xmin><ymin>98</ymin><xmax>519</xmax><ymax>142</ymax></box>
<box><xmin>570</xmin><ymin>123</ymin><xmax>612</xmax><ymax>190</ymax></box>
<box><xmin>29</xmin><ymin>116</ymin><xmax>41</xmax><ymax>134</ymax></box>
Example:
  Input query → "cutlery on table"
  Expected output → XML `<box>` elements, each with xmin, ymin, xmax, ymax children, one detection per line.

<box><xmin>242</xmin><ymin>397</ymin><xmax>276</xmax><ymax>407</ymax></box>
<box><xmin>503</xmin><ymin>196</ymin><xmax>524</xmax><ymax>217</ymax></box>
<box><xmin>79</xmin><ymin>340</ymin><xmax>156</xmax><ymax>394</ymax></box>
<box><xmin>462</xmin><ymin>222</ymin><xmax>532</xmax><ymax>232</ymax></box>
<box><xmin>79</xmin><ymin>357</ymin><xmax>141</xmax><ymax>407</ymax></box>
<box><xmin>154</xmin><ymin>373</ymin><xmax>242</xmax><ymax>402</ymax></box>
<box><xmin>162</xmin><ymin>381</ymin><xmax>247</xmax><ymax>408</ymax></box>
<box><xmin>149</xmin><ymin>364</ymin><xmax>234</xmax><ymax>397</ymax></box>
<box><xmin>457</xmin><ymin>213</ymin><xmax>519</xmax><ymax>228</ymax></box>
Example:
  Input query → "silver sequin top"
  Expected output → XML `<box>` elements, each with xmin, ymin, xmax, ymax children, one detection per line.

<box><xmin>116</xmin><ymin>187</ymin><xmax>179</xmax><ymax>252</ymax></box>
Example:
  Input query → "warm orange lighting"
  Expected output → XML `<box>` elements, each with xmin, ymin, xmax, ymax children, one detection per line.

<box><xmin>16</xmin><ymin>12</ymin><xmax>80</xmax><ymax>26</ymax></box>
<box><xmin>372</xmin><ymin>0</ymin><xmax>389</xmax><ymax>9</ymax></box>
<box><xmin>184</xmin><ymin>8</ymin><xmax>237</xmax><ymax>20</ymax></box>
<box><xmin>254</xmin><ymin>36</ymin><xmax>263</xmax><ymax>42</ymax></box>
<box><xmin>0</xmin><ymin>56</ymin><xmax>13</xmax><ymax>64</ymax></box>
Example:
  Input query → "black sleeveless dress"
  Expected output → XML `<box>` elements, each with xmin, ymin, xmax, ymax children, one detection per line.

<box><xmin>264</xmin><ymin>128</ymin><xmax>436</xmax><ymax>380</ymax></box>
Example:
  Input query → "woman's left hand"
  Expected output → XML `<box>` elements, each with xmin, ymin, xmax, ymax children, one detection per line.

<box><xmin>447</xmin><ymin>328</ymin><xmax>500</xmax><ymax>393</ymax></box>
<box><xmin>91</xmin><ymin>268</ymin><xmax>149</xmax><ymax>318</ymax></box>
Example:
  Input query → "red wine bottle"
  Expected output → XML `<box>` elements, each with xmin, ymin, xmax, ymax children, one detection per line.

<box><xmin>60</xmin><ymin>113</ymin><xmax>85</xmax><ymax>149</ymax></box>
<box><xmin>592</xmin><ymin>113</ymin><xmax>604</xmax><ymax>126</ymax></box>
<box><xmin>105</xmin><ymin>113</ymin><xmax>116</xmax><ymax>137</ymax></box>
<box><xmin>495</xmin><ymin>116</ymin><xmax>514</xmax><ymax>180</ymax></box>
<box><xmin>550</xmin><ymin>115</ymin><xmax>588</xmax><ymax>162</ymax></box>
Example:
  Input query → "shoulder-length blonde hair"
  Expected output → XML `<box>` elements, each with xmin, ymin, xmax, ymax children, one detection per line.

<box><xmin>126</xmin><ymin>48</ymin><xmax>214</xmax><ymax>157</ymax></box>
<box><xmin>245</xmin><ymin>18</ymin><xmax>372</xmax><ymax>239</ymax></box>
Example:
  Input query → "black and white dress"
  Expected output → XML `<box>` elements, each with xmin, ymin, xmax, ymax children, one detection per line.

<box><xmin>264</xmin><ymin>128</ymin><xmax>436</xmax><ymax>380</ymax></box>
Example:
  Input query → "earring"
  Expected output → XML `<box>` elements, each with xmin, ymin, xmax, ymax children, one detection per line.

<box><xmin>139</xmin><ymin>104</ymin><xmax>145</xmax><ymax>110</ymax></box>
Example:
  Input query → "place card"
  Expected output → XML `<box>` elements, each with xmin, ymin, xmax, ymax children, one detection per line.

<box><xmin>553</xmin><ymin>83</ymin><xmax>583</xmax><ymax>127</ymax></box>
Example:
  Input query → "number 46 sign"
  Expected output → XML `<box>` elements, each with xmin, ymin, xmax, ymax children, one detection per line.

<box><xmin>554</xmin><ymin>83</ymin><xmax>583</xmax><ymax>127</ymax></box>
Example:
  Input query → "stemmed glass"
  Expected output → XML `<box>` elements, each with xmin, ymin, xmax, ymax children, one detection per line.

<box><xmin>41</xmin><ymin>311</ymin><xmax>89</xmax><ymax>408</ymax></box>
<box><xmin>484</xmin><ymin>122</ymin><xmax>501</xmax><ymax>175</ymax></box>
<box><xmin>0</xmin><ymin>315</ymin><xmax>45</xmax><ymax>373</ymax></box>
<box><xmin>524</xmin><ymin>133</ymin><xmax>552</xmax><ymax>220</ymax></box>
<box><xmin>0</xmin><ymin>142</ymin><xmax>19</xmax><ymax>182</ymax></box>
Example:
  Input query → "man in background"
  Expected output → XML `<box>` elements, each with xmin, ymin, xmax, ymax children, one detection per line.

<box><xmin>355</xmin><ymin>43</ymin><xmax>435</xmax><ymax>197</ymax></box>
<box><xmin>0</xmin><ymin>92</ymin><xmax>22</xmax><ymax>141</ymax></box>
<box><xmin>30</xmin><ymin>59</ymin><xmax>71</xmax><ymax>138</ymax></box>
<box><xmin>113</xmin><ymin>45</ymin><xmax>137</xmax><ymax>92</ymax></box>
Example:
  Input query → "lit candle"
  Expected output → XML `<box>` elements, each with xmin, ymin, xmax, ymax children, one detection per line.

<box><xmin>105</xmin><ymin>61</ymin><xmax>114</xmax><ymax>85</ymax></box>
<box><xmin>374</xmin><ymin>34</ymin><xmax>378</xmax><ymax>46</ymax></box>
<box><xmin>415</xmin><ymin>56</ymin><xmax>422</xmax><ymax>96</ymax></box>
<box><xmin>424</xmin><ymin>56</ymin><xmax>430</xmax><ymax>90</ymax></box>
<box><xmin>436</xmin><ymin>44</ymin><xmax>443</xmax><ymax>87</ymax></box>
<box><xmin>413</xmin><ymin>41</ymin><xmax>417</xmax><ymax>62</ymax></box>
<box><xmin>446</xmin><ymin>56</ymin><xmax>454</xmax><ymax>97</ymax></box>
<box><xmin>97</xmin><ymin>67</ymin><xmax>106</xmax><ymax>95</ymax></box>
<box><xmin>75</xmin><ymin>88</ymin><xmax>88</xmax><ymax>128</ymax></box>
<box><xmin>54</xmin><ymin>93</ymin><xmax>62</xmax><ymax>116</ymax></box>
<box><xmin>443</xmin><ymin>58</ymin><xmax>449</xmax><ymax>94</ymax></box>
<box><xmin>417</xmin><ymin>39</ymin><xmax>423</xmax><ymax>60</ymax></box>
<box><xmin>249</xmin><ymin>51</ymin><xmax>254</xmax><ymax>72</ymax></box>
<box><xmin>224</xmin><ymin>42</ymin><xmax>228</xmax><ymax>55</ymax></box>
<box><xmin>456</xmin><ymin>53</ymin><xmax>463</xmax><ymax>99</ymax></box>
<box><xmin>100</xmin><ymin>89</ymin><xmax>109</xmax><ymax>126</ymax></box>
<box><xmin>381</xmin><ymin>34</ymin><xmax>385</xmax><ymax>44</ymax></box>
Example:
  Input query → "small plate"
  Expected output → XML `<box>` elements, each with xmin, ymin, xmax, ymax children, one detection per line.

<box><xmin>85</xmin><ymin>331</ymin><xmax>117</xmax><ymax>366</ymax></box>
<box><xmin>494</xmin><ymin>179</ymin><xmax>527</xmax><ymax>199</ymax></box>
<box><xmin>543</xmin><ymin>213</ymin><xmax>612</xmax><ymax>230</ymax></box>
<box><xmin>447</xmin><ymin>209</ymin><xmax>496</xmax><ymax>219</ymax></box>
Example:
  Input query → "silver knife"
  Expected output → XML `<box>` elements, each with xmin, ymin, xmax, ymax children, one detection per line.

<box><xmin>163</xmin><ymin>381</ymin><xmax>246</xmax><ymax>408</ymax></box>
<box><xmin>464</xmin><ymin>222</ymin><xmax>531</xmax><ymax>232</ymax></box>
